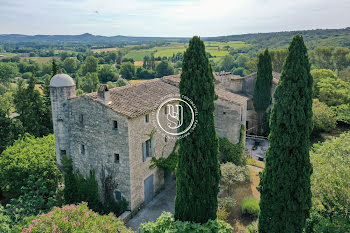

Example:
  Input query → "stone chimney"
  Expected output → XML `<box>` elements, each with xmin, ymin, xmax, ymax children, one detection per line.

<box><xmin>97</xmin><ymin>84</ymin><xmax>111</xmax><ymax>105</ymax></box>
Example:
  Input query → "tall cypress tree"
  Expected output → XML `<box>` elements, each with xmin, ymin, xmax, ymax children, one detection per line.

<box><xmin>258</xmin><ymin>35</ymin><xmax>313</xmax><ymax>233</ymax></box>
<box><xmin>174</xmin><ymin>36</ymin><xmax>220</xmax><ymax>223</ymax></box>
<box><xmin>253</xmin><ymin>49</ymin><xmax>273</xmax><ymax>135</ymax></box>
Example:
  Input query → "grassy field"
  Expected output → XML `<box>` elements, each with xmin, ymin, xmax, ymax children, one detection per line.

<box><xmin>123</xmin><ymin>41</ymin><xmax>250</xmax><ymax>62</ymax></box>
<box><xmin>91</xmin><ymin>48</ymin><xmax>118</xmax><ymax>53</ymax></box>
<box><xmin>0</xmin><ymin>52</ymin><xmax>17</xmax><ymax>57</ymax></box>
<box><xmin>21</xmin><ymin>57</ymin><xmax>55</xmax><ymax>64</ymax></box>
<box><xmin>124</xmin><ymin>49</ymin><xmax>157</xmax><ymax>61</ymax></box>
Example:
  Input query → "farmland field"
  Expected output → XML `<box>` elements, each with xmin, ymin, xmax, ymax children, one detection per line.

<box><xmin>91</xmin><ymin>47</ymin><xmax>118</xmax><ymax>53</ymax></box>
<box><xmin>124</xmin><ymin>49</ymin><xmax>157</xmax><ymax>61</ymax></box>
<box><xmin>21</xmin><ymin>57</ymin><xmax>56</xmax><ymax>64</ymax></box>
<box><xmin>123</xmin><ymin>41</ymin><xmax>250</xmax><ymax>62</ymax></box>
<box><xmin>0</xmin><ymin>52</ymin><xmax>17</xmax><ymax>57</ymax></box>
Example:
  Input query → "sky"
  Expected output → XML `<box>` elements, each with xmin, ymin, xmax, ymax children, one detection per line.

<box><xmin>0</xmin><ymin>0</ymin><xmax>350</xmax><ymax>37</ymax></box>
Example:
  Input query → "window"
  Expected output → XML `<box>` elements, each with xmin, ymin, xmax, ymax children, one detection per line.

<box><xmin>114</xmin><ymin>154</ymin><xmax>120</xmax><ymax>163</ymax></box>
<box><xmin>145</xmin><ymin>114</ymin><xmax>149</xmax><ymax>123</ymax></box>
<box><xmin>61</xmin><ymin>150</ymin><xmax>66</xmax><ymax>156</ymax></box>
<box><xmin>113</xmin><ymin>120</ymin><xmax>118</xmax><ymax>130</ymax></box>
<box><xmin>164</xmin><ymin>106</ymin><xmax>168</xmax><ymax>115</ymax></box>
<box><xmin>79</xmin><ymin>114</ymin><xmax>84</xmax><ymax>124</ymax></box>
<box><xmin>165</xmin><ymin>136</ymin><xmax>168</xmax><ymax>143</ymax></box>
<box><xmin>81</xmin><ymin>145</ymin><xmax>85</xmax><ymax>155</ymax></box>
<box><xmin>223</xmin><ymin>112</ymin><xmax>226</xmax><ymax>115</ymax></box>
<box><xmin>142</xmin><ymin>138</ymin><xmax>154</xmax><ymax>162</ymax></box>
<box><xmin>114</xmin><ymin>190</ymin><xmax>122</xmax><ymax>201</ymax></box>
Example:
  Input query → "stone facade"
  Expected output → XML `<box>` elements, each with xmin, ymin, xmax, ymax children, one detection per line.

<box><xmin>50</xmin><ymin>71</ymin><xmax>279</xmax><ymax>212</ymax></box>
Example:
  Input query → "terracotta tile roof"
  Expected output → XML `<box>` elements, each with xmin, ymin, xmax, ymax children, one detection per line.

<box><xmin>86</xmin><ymin>74</ymin><xmax>249</xmax><ymax>118</ymax></box>
<box><xmin>87</xmin><ymin>79</ymin><xmax>178</xmax><ymax>118</ymax></box>
<box><xmin>162</xmin><ymin>75</ymin><xmax>248</xmax><ymax>105</ymax></box>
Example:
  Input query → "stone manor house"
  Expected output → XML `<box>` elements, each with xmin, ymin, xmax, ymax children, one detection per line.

<box><xmin>50</xmin><ymin>71</ymin><xmax>280</xmax><ymax>212</ymax></box>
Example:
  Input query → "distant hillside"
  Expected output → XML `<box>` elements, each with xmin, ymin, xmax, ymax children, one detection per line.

<box><xmin>1</xmin><ymin>27</ymin><xmax>350</xmax><ymax>48</ymax></box>
<box><xmin>206</xmin><ymin>27</ymin><xmax>350</xmax><ymax>49</ymax></box>
<box><xmin>0</xmin><ymin>33</ymin><xmax>188</xmax><ymax>44</ymax></box>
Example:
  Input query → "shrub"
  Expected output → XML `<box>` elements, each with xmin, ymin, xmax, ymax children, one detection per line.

<box><xmin>219</xmin><ymin>125</ymin><xmax>246</xmax><ymax>165</ymax></box>
<box><xmin>241</xmin><ymin>197</ymin><xmax>260</xmax><ymax>217</ymax></box>
<box><xmin>4</xmin><ymin>176</ymin><xmax>58</xmax><ymax>227</ymax></box>
<box><xmin>0</xmin><ymin>205</ymin><xmax>11</xmax><ymax>233</ymax></box>
<box><xmin>150</xmin><ymin>140</ymin><xmax>179</xmax><ymax>173</ymax></box>
<box><xmin>312</xmin><ymin>99</ymin><xmax>337</xmax><ymax>134</ymax></box>
<box><xmin>246</xmin><ymin>221</ymin><xmax>258</xmax><ymax>233</ymax></box>
<box><xmin>62</xmin><ymin>157</ymin><xmax>128</xmax><ymax>216</ymax></box>
<box><xmin>21</xmin><ymin>202</ymin><xmax>132</xmax><ymax>233</ymax></box>
<box><xmin>221</xmin><ymin>162</ymin><xmax>250</xmax><ymax>196</ymax></box>
<box><xmin>218</xmin><ymin>197</ymin><xmax>236</xmax><ymax>210</ymax></box>
<box><xmin>217</xmin><ymin>197</ymin><xmax>236</xmax><ymax>222</ymax></box>
<box><xmin>217</xmin><ymin>206</ymin><xmax>230</xmax><ymax>222</ymax></box>
<box><xmin>331</xmin><ymin>103</ymin><xmax>350</xmax><ymax>124</ymax></box>
<box><xmin>139</xmin><ymin>212</ymin><xmax>233</xmax><ymax>233</ymax></box>
<box><xmin>0</xmin><ymin>134</ymin><xmax>62</xmax><ymax>197</ymax></box>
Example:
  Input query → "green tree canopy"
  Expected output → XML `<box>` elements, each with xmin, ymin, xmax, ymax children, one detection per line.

<box><xmin>306</xmin><ymin>132</ymin><xmax>350</xmax><ymax>232</ymax></box>
<box><xmin>82</xmin><ymin>56</ymin><xmax>98</xmax><ymax>74</ymax></box>
<box><xmin>175</xmin><ymin>36</ymin><xmax>220</xmax><ymax>223</ymax></box>
<box><xmin>258</xmin><ymin>35</ymin><xmax>313</xmax><ymax>233</ymax></box>
<box><xmin>0</xmin><ymin>134</ymin><xmax>62</xmax><ymax>198</ymax></box>
<box><xmin>98</xmin><ymin>64</ymin><xmax>115</xmax><ymax>82</ymax></box>
<box><xmin>155</xmin><ymin>61</ymin><xmax>174</xmax><ymax>78</ymax></box>
<box><xmin>120</xmin><ymin>62</ymin><xmax>135</xmax><ymax>80</ymax></box>
<box><xmin>81</xmin><ymin>72</ymin><xmax>99</xmax><ymax>93</ymax></box>
<box><xmin>0</xmin><ymin>63</ymin><xmax>18</xmax><ymax>85</ymax></box>
<box><xmin>253</xmin><ymin>49</ymin><xmax>273</xmax><ymax>135</ymax></box>
<box><xmin>13</xmin><ymin>75</ymin><xmax>52</xmax><ymax>137</ymax></box>
<box><xmin>63</xmin><ymin>57</ymin><xmax>79</xmax><ymax>74</ymax></box>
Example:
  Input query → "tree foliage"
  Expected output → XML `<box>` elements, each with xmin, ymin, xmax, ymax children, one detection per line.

<box><xmin>21</xmin><ymin>202</ymin><xmax>132</xmax><ymax>233</ymax></box>
<box><xmin>0</xmin><ymin>134</ymin><xmax>62</xmax><ymax>197</ymax></box>
<box><xmin>13</xmin><ymin>75</ymin><xmax>52</xmax><ymax>137</ymax></box>
<box><xmin>0</xmin><ymin>62</ymin><xmax>18</xmax><ymax>85</ymax></box>
<box><xmin>175</xmin><ymin>36</ymin><xmax>220</xmax><ymax>223</ymax></box>
<box><xmin>81</xmin><ymin>72</ymin><xmax>99</xmax><ymax>93</ymax></box>
<box><xmin>140</xmin><ymin>212</ymin><xmax>233</xmax><ymax>233</ymax></box>
<box><xmin>220</xmin><ymin>162</ymin><xmax>250</xmax><ymax>196</ymax></box>
<box><xmin>253</xmin><ymin>49</ymin><xmax>273</xmax><ymax>135</ymax></box>
<box><xmin>258</xmin><ymin>35</ymin><xmax>313</xmax><ymax>233</ymax></box>
<box><xmin>312</xmin><ymin>99</ymin><xmax>337</xmax><ymax>134</ymax></box>
<box><xmin>305</xmin><ymin>132</ymin><xmax>350</xmax><ymax>232</ymax></box>
<box><xmin>120</xmin><ymin>62</ymin><xmax>135</xmax><ymax>79</ymax></box>
<box><xmin>155</xmin><ymin>61</ymin><xmax>174</xmax><ymax>78</ymax></box>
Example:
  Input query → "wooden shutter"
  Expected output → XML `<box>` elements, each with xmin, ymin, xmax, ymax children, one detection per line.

<box><xmin>151</xmin><ymin>138</ymin><xmax>155</xmax><ymax>157</ymax></box>
<box><xmin>142</xmin><ymin>142</ymin><xmax>147</xmax><ymax>162</ymax></box>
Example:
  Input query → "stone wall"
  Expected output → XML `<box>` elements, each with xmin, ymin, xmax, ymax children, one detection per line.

<box><xmin>50</xmin><ymin>86</ymin><xmax>76</xmax><ymax>167</ymax></box>
<box><xmin>214</xmin><ymin>98</ymin><xmax>246</xmax><ymax>144</ymax></box>
<box><xmin>128</xmin><ymin>104</ymin><xmax>176</xmax><ymax>210</ymax></box>
<box><xmin>68</xmin><ymin>96</ymin><xmax>131</xmax><ymax>205</ymax></box>
<box><xmin>216</xmin><ymin>75</ymin><xmax>244</xmax><ymax>93</ymax></box>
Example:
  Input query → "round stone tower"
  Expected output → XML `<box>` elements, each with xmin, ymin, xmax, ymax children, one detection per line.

<box><xmin>50</xmin><ymin>73</ymin><xmax>76</xmax><ymax>167</ymax></box>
